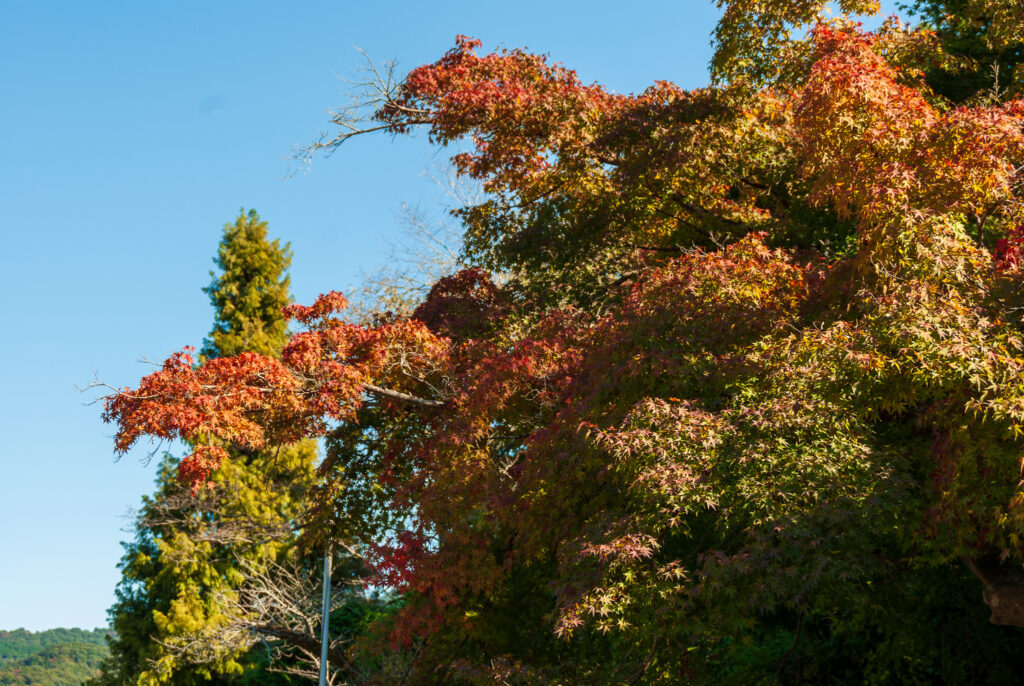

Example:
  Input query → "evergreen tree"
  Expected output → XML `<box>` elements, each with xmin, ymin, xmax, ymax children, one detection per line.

<box><xmin>94</xmin><ymin>210</ymin><xmax>317</xmax><ymax>685</ymax></box>
<box><xmin>201</xmin><ymin>208</ymin><xmax>293</xmax><ymax>361</ymax></box>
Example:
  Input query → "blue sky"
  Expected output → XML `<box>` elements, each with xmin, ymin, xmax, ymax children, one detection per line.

<box><xmin>0</xmin><ymin>0</ymin><xmax>901</xmax><ymax>631</ymax></box>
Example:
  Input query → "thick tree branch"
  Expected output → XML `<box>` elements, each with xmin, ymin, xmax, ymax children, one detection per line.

<box><xmin>363</xmin><ymin>382</ymin><xmax>447</xmax><ymax>407</ymax></box>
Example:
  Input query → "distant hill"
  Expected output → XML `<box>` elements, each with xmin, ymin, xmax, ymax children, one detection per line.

<box><xmin>0</xmin><ymin>629</ymin><xmax>109</xmax><ymax>685</ymax></box>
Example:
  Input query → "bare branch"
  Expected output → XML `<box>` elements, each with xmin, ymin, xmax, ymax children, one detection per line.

<box><xmin>158</xmin><ymin>554</ymin><xmax>369</xmax><ymax>684</ymax></box>
<box><xmin>345</xmin><ymin>164</ymin><xmax>485</xmax><ymax>322</ymax></box>
<box><xmin>293</xmin><ymin>49</ymin><xmax>430</xmax><ymax>170</ymax></box>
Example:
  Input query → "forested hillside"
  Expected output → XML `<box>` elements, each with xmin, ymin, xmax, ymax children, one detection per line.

<box><xmin>0</xmin><ymin>629</ymin><xmax>108</xmax><ymax>685</ymax></box>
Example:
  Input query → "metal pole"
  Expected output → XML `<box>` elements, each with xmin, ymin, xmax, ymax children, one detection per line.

<box><xmin>319</xmin><ymin>547</ymin><xmax>331</xmax><ymax>686</ymax></box>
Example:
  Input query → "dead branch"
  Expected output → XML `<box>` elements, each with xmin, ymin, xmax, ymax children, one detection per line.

<box><xmin>158</xmin><ymin>554</ymin><xmax>368</xmax><ymax>684</ymax></box>
<box><xmin>344</xmin><ymin>165</ymin><xmax>486</xmax><ymax>323</ymax></box>
<box><xmin>294</xmin><ymin>48</ymin><xmax>430</xmax><ymax>169</ymax></box>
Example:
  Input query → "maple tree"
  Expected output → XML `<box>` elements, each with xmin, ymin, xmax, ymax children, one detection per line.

<box><xmin>901</xmin><ymin>0</ymin><xmax>1024</xmax><ymax>102</ymax></box>
<box><xmin>104</xmin><ymin>2</ymin><xmax>1024</xmax><ymax>682</ymax></box>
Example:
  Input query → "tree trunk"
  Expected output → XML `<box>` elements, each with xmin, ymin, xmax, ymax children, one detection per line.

<box><xmin>962</xmin><ymin>551</ymin><xmax>1024</xmax><ymax>626</ymax></box>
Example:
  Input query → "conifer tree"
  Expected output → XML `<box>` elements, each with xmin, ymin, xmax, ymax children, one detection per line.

<box><xmin>201</xmin><ymin>209</ymin><xmax>293</xmax><ymax>361</ymax></box>
<box><xmin>94</xmin><ymin>210</ymin><xmax>318</xmax><ymax>685</ymax></box>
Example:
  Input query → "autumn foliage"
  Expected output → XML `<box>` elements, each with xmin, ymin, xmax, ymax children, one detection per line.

<box><xmin>106</xmin><ymin>2</ymin><xmax>1024</xmax><ymax>682</ymax></box>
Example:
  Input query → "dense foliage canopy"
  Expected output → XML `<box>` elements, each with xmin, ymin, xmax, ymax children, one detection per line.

<box><xmin>104</xmin><ymin>1</ymin><xmax>1024</xmax><ymax>682</ymax></box>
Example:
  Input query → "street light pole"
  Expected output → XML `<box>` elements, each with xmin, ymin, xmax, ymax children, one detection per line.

<box><xmin>319</xmin><ymin>546</ymin><xmax>331</xmax><ymax>686</ymax></box>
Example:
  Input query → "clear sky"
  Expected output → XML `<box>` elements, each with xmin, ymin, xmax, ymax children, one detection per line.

<box><xmin>0</xmin><ymin>0</ymin><xmax>902</xmax><ymax>632</ymax></box>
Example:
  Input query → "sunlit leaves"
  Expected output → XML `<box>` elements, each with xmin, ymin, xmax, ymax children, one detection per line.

<box><xmin>105</xmin><ymin>6</ymin><xmax>1024</xmax><ymax>680</ymax></box>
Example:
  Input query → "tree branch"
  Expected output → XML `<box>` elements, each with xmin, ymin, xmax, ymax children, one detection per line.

<box><xmin>363</xmin><ymin>382</ymin><xmax>447</xmax><ymax>408</ymax></box>
<box><xmin>962</xmin><ymin>551</ymin><xmax>1024</xmax><ymax>626</ymax></box>
<box><xmin>250</xmin><ymin>623</ymin><xmax>356</xmax><ymax>675</ymax></box>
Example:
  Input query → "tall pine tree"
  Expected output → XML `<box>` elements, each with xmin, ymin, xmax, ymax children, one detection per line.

<box><xmin>94</xmin><ymin>210</ymin><xmax>318</xmax><ymax>685</ymax></box>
